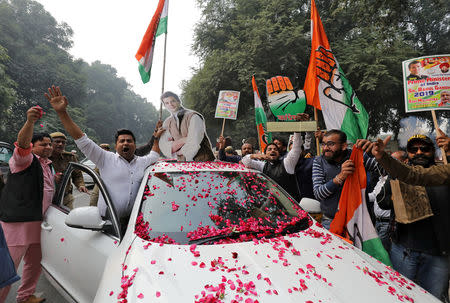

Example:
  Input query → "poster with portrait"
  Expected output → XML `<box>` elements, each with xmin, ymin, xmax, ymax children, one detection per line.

<box><xmin>403</xmin><ymin>54</ymin><xmax>450</xmax><ymax>112</ymax></box>
<box><xmin>214</xmin><ymin>90</ymin><xmax>240</xmax><ymax>120</ymax></box>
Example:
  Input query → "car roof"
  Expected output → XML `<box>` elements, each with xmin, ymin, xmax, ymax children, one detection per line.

<box><xmin>149</xmin><ymin>160</ymin><xmax>253</xmax><ymax>173</ymax></box>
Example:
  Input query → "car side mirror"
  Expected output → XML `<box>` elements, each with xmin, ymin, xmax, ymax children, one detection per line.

<box><xmin>299</xmin><ymin>198</ymin><xmax>321</xmax><ymax>214</ymax></box>
<box><xmin>65</xmin><ymin>206</ymin><xmax>107</xmax><ymax>230</ymax></box>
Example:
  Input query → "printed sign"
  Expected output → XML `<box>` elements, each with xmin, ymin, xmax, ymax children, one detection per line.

<box><xmin>403</xmin><ymin>55</ymin><xmax>450</xmax><ymax>112</ymax></box>
<box><xmin>266</xmin><ymin>76</ymin><xmax>306</xmax><ymax>121</ymax></box>
<box><xmin>214</xmin><ymin>90</ymin><xmax>240</xmax><ymax>120</ymax></box>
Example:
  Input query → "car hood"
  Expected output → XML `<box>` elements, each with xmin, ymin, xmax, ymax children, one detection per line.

<box><xmin>97</xmin><ymin>226</ymin><xmax>438</xmax><ymax>302</ymax></box>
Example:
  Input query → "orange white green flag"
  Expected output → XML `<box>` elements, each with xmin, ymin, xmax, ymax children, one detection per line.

<box><xmin>303</xmin><ymin>0</ymin><xmax>368</xmax><ymax>143</ymax></box>
<box><xmin>329</xmin><ymin>147</ymin><xmax>392</xmax><ymax>266</ymax></box>
<box><xmin>252</xmin><ymin>76</ymin><xmax>271</xmax><ymax>152</ymax></box>
<box><xmin>135</xmin><ymin>0</ymin><xmax>169</xmax><ymax>84</ymax></box>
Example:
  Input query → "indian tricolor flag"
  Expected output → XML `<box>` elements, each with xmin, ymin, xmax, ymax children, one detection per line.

<box><xmin>252</xmin><ymin>76</ymin><xmax>271</xmax><ymax>152</ymax></box>
<box><xmin>135</xmin><ymin>0</ymin><xmax>169</xmax><ymax>84</ymax></box>
<box><xmin>304</xmin><ymin>0</ymin><xmax>368</xmax><ymax>143</ymax></box>
<box><xmin>330</xmin><ymin>147</ymin><xmax>392</xmax><ymax>266</ymax></box>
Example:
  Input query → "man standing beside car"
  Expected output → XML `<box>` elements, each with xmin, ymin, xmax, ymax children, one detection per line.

<box><xmin>45</xmin><ymin>85</ymin><xmax>162</xmax><ymax>225</ymax></box>
<box><xmin>312</xmin><ymin>130</ymin><xmax>381</xmax><ymax>229</ymax></box>
<box><xmin>0</xmin><ymin>107</ymin><xmax>54</xmax><ymax>303</ymax></box>
<box><xmin>49</xmin><ymin>131</ymin><xmax>88</xmax><ymax>209</ymax></box>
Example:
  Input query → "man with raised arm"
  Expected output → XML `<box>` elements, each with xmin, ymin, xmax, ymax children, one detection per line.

<box><xmin>45</xmin><ymin>85</ymin><xmax>163</xmax><ymax>223</ymax></box>
<box><xmin>357</xmin><ymin>133</ymin><xmax>450</xmax><ymax>186</ymax></box>
<box><xmin>241</xmin><ymin>113</ymin><xmax>309</xmax><ymax>201</ymax></box>
<box><xmin>0</xmin><ymin>107</ymin><xmax>52</xmax><ymax>303</ymax></box>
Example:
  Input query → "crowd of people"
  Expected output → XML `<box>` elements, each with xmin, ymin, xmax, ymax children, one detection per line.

<box><xmin>0</xmin><ymin>84</ymin><xmax>449</xmax><ymax>302</ymax></box>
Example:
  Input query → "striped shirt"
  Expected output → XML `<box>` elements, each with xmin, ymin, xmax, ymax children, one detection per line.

<box><xmin>312</xmin><ymin>150</ymin><xmax>380</xmax><ymax>218</ymax></box>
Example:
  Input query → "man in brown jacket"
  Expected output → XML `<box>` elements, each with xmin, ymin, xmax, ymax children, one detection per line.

<box><xmin>158</xmin><ymin>91</ymin><xmax>214</xmax><ymax>161</ymax></box>
<box><xmin>49</xmin><ymin>132</ymin><xmax>88</xmax><ymax>209</ymax></box>
<box><xmin>357</xmin><ymin>133</ymin><xmax>450</xmax><ymax>187</ymax></box>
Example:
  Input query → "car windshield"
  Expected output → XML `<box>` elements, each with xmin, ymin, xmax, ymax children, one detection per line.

<box><xmin>135</xmin><ymin>170</ymin><xmax>311</xmax><ymax>245</ymax></box>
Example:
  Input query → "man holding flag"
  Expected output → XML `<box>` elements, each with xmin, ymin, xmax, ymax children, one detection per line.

<box><xmin>304</xmin><ymin>0</ymin><xmax>391</xmax><ymax>265</ymax></box>
<box><xmin>312</xmin><ymin>130</ymin><xmax>381</xmax><ymax>229</ymax></box>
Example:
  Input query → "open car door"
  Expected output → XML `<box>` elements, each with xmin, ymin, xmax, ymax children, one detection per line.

<box><xmin>40</xmin><ymin>162</ymin><xmax>121</xmax><ymax>303</ymax></box>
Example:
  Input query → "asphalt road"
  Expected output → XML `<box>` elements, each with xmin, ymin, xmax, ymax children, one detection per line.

<box><xmin>5</xmin><ymin>189</ymin><xmax>91</xmax><ymax>303</ymax></box>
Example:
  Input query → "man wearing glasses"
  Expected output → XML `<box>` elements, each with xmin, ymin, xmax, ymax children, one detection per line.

<box><xmin>370</xmin><ymin>134</ymin><xmax>449</xmax><ymax>301</ymax></box>
<box><xmin>49</xmin><ymin>132</ymin><xmax>88</xmax><ymax>209</ymax></box>
<box><xmin>312</xmin><ymin>129</ymin><xmax>380</xmax><ymax>230</ymax></box>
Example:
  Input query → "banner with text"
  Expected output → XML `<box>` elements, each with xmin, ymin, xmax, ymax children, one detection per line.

<box><xmin>403</xmin><ymin>55</ymin><xmax>450</xmax><ymax>112</ymax></box>
<box><xmin>215</xmin><ymin>90</ymin><xmax>240</xmax><ymax>120</ymax></box>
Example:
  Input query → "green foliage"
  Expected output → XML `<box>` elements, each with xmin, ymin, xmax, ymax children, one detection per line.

<box><xmin>185</xmin><ymin>0</ymin><xmax>449</xmax><ymax>144</ymax></box>
<box><xmin>0</xmin><ymin>0</ymin><xmax>159</xmax><ymax>149</ymax></box>
<box><xmin>0</xmin><ymin>45</ymin><xmax>17</xmax><ymax>127</ymax></box>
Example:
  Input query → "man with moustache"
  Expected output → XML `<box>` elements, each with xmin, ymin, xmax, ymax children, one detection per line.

<box><xmin>437</xmin><ymin>90</ymin><xmax>449</xmax><ymax>107</ymax></box>
<box><xmin>49</xmin><ymin>131</ymin><xmax>87</xmax><ymax>209</ymax></box>
<box><xmin>0</xmin><ymin>107</ymin><xmax>54</xmax><ymax>303</ymax></box>
<box><xmin>242</xmin><ymin>113</ymin><xmax>309</xmax><ymax>201</ymax></box>
<box><xmin>45</xmin><ymin>85</ymin><xmax>162</xmax><ymax>224</ymax></box>
<box><xmin>217</xmin><ymin>135</ymin><xmax>254</xmax><ymax>163</ymax></box>
<box><xmin>312</xmin><ymin>129</ymin><xmax>381</xmax><ymax>230</ymax></box>
<box><xmin>373</xmin><ymin>134</ymin><xmax>449</xmax><ymax>301</ymax></box>
<box><xmin>158</xmin><ymin>91</ymin><xmax>214</xmax><ymax>161</ymax></box>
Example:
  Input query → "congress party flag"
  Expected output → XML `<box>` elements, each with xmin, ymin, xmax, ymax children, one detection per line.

<box><xmin>303</xmin><ymin>0</ymin><xmax>368</xmax><ymax>143</ymax></box>
<box><xmin>252</xmin><ymin>76</ymin><xmax>271</xmax><ymax>152</ymax></box>
<box><xmin>135</xmin><ymin>0</ymin><xmax>169</xmax><ymax>84</ymax></box>
<box><xmin>330</xmin><ymin>147</ymin><xmax>392</xmax><ymax>266</ymax></box>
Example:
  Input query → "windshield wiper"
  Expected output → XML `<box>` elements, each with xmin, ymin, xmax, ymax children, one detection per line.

<box><xmin>188</xmin><ymin>217</ymin><xmax>310</xmax><ymax>245</ymax></box>
<box><xmin>188</xmin><ymin>230</ymin><xmax>266</xmax><ymax>245</ymax></box>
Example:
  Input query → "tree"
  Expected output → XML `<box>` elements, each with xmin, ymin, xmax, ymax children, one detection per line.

<box><xmin>184</xmin><ymin>0</ymin><xmax>450</xmax><ymax>144</ymax></box>
<box><xmin>0</xmin><ymin>44</ymin><xmax>17</xmax><ymax>135</ymax></box>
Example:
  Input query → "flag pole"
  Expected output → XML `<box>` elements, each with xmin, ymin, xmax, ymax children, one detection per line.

<box><xmin>160</xmin><ymin>32</ymin><xmax>168</xmax><ymax>120</ymax></box>
<box><xmin>314</xmin><ymin>107</ymin><xmax>321</xmax><ymax>156</ymax></box>
<box><xmin>220</xmin><ymin>118</ymin><xmax>226</xmax><ymax>137</ymax></box>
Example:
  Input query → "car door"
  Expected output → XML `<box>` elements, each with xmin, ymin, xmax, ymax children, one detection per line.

<box><xmin>41</xmin><ymin>162</ymin><xmax>122</xmax><ymax>303</ymax></box>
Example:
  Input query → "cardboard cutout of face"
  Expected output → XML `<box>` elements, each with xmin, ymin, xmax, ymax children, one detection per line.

<box><xmin>266</xmin><ymin>76</ymin><xmax>306</xmax><ymax>121</ymax></box>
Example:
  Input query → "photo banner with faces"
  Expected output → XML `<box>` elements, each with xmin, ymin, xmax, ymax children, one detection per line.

<box><xmin>214</xmin><ymin>90</ymin><xmax>240</xmax><ymax>120</ymax></box>
<box><xmin>402</xmin><ymin>54</ymin><xmax>450</xmax><ymax>112</ymax></box>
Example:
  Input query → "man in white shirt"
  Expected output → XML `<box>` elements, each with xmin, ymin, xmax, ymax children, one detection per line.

<box><xmin>45</xmin><ymin>85</ymin><xmax>162</xmax><ymax>220</ymax></box>
<box><xmin>159</xmin><ymin>91</ymin><xmax>214</xmax><ymax>161</ymax></box>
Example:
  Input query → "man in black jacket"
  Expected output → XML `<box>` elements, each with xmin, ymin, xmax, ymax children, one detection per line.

<box><xmin>376</xmin><ymin>135</ymin><xmax>449</xmax><ymax>301</ymax></box>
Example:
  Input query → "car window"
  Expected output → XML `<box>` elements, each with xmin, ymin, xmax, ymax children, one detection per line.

<box><xmin>0</xmin><ymin>145</ymin><xmax>13</xmax><ymax>166</ymax></box>
<box><xmin>58</xmin><ymin>180</ymin><xmax>100</xmax><ymax>211</ymax></box>
<box><xmin>135</xmin><ymin>171</ymin><xmax>311</xmax><ymax>245</ymax></box>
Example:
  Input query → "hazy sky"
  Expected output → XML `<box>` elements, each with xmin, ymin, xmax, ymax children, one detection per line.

<box><xmin>36</xmin><ymin>0</ymin><xmax>201</xmax><ymax>109</ymax></box>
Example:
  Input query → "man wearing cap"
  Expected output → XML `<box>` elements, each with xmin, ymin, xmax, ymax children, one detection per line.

<box><xmin>371</xmin><ymin>134</ymin><xmax>449</xmax><ymax>300</ymax></box>
<box><xmin>49</xmin><ymin>131</ymin><xmax>88</xmax><ymax>209</ymax></box>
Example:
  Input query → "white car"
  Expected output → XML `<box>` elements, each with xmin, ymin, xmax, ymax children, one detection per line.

<box><xmin>41</xmin><ymin>161</ymin><xmax>439</xmax><ymax>303</ymax></box>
